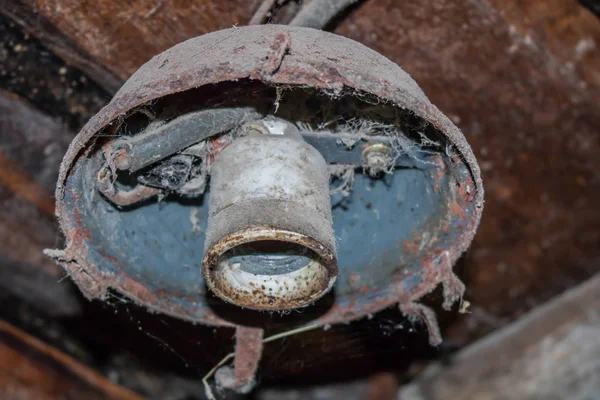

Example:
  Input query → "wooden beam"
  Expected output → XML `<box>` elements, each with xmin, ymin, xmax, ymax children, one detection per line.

<box><xmin>0</xmin><ymin>90</ymin><xmax>72</xmax><ymax>194</ymax></box>
<box><xmin>0</xmin><ymin>91</ymin><xmax>80</xmax><ymax>316</ymax></box>
<box><xmin>1</xmin><ymin>0</ymin><xmax>122</xmax><ymax>92</ymax></box>
<box><xmin>486</xmin><ymin>0</ymin><xmax>600</xmax><ymax>86</ymax></box>
<box><xmin>399</xmin><ymin>272</ymin><xmax>600</xmax><ymax>399</ymax></box>
<box><xmin>0</xmin><ymin>319</ymin><xmax>145</xmax><ymax>400</ymax></box>
<box><xmin>0</xmin><ymin>184</ymin><xmax>81</xmax><ymax>316</ymax></box>
<box><xmin>2</xmin><ymin>0</ymin><xmax>262</xmax><ymax>86</ymax></box>
<box><xmin>579</xmin><ymin>0</ymin><xmax>600</xmax><ymax>18</ymax></box>
<box><xmin>0</xmin><ymin>151</ymin><xmax>55</xmax><ymax>217</ymax></box>
<box><xmin>0</xmin><ymin>18</ymin><xmax>109</xmax><ymax>130</ymax></box>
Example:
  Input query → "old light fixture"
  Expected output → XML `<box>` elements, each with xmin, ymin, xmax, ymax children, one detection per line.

<box><xmin>47</xmin><ymin>25</ymin><xmax>483</xmax><ymax>392</ymax></box>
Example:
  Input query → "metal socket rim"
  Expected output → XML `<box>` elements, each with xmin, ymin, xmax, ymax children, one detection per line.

<box><xmin>202</xmin><ymin>227</ymin><xmax>338</xmax><ymax>310</ymax></box>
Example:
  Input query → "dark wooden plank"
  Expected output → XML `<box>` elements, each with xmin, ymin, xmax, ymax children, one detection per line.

<box><xmin>0</xmin><ymin>184</ymin><xmax>81</xmax><ymax>316</ymax></box>
<box><xmin>579</xmin><ymin>0</ymin><xmax>600</xmax><ymax>18</ymax></box>
<box><xmin>0</xmin><ymin>319</ymin><xmax>145</xmax><ymax>400</ymax></box>
<box><xmin>486</xmin><ymin>0</ymin><xmax>600</xmax><ymax>86</ymax></box>
<box><xmin>1</xmin><ymin>0</ymin><xmax>122</xmax><ymax>92</ymax></box>
<box><xmin>0</xmin><ymin>91</ymin><xmax>81</xmax><ymax>316</ymax></box>
<box><xmin>3</xmin><ymin>0</ymin><xmax>262</xmax><ymax>83</ymax></box>
<box><xmin>0</xmin><ymin>16</ymin><xmax>109</xmax><ymax>130</ymax></box>
<box><xmin>0</xmin><ymin>151</ymin><xmax>55</xmax><ymax>216</ymax></box>
<box><xmin>0</xmin><ymin>89</ymin><xmax>72</xmax><ymax>193</ymax></box>
<box><xmin>398</xmin><ymin>272</ymin><xmax>600</xmax><ymax>399</ymax></box>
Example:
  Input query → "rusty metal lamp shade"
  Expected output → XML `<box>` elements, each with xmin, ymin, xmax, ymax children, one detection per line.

<box><xmin>49</xmin><ymin>26</ymin><xmax>483</xmax><ymax>335</ymax></box>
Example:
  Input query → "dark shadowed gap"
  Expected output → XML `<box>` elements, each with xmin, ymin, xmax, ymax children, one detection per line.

<box><xmin>579</xmin><ymin>0</ymin><xmax>600</xmax><ymax>18</ymax></box>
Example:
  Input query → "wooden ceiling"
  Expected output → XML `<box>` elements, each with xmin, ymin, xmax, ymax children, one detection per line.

<box><xmin>0</xmin><ymin>0</ymin><xmax>599</xmax><ymax>396</ymax></box>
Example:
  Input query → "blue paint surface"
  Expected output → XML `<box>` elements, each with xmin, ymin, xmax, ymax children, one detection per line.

<box><xmin>67</xmin><ymin>154</ymin><xmax>470</xmax><ymax>318</ymax></box>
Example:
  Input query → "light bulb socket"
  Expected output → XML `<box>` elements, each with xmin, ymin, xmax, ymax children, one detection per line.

<box><xmin>202</xmin><ymin>119</ymin><xmax>338</xmax><ymax>310</ymax></box>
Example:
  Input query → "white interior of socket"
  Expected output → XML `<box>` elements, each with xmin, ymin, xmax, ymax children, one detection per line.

<box><xmin>212</xmin><ymin>241</ymin><xmax>336</xmax><ymax>307</ymax></box>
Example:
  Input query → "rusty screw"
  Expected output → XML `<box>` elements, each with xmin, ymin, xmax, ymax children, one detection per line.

<box><xmin>361</xmin><ymin>142</ymin><xmax>393</xmax><ymax>176</ymax></box>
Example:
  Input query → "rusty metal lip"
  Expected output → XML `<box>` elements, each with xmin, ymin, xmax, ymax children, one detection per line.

<box><xmin>53</xmin><ymin>24</ymin><xmax>483</xmax><ymax>329</ymax></box>
<box><xmin>54</xmin><ymin>224</ymin><xmax>236</xmax><ymax>328</ymax></box>
<box><xmin>203</xmin><ymin>227</ymin><xmax>338</xmax><ymax>311</ymax></box>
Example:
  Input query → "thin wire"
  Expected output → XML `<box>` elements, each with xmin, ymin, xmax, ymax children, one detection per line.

<box><xmin>249</xmin><ymin>0</ymin><xmax>278</xmax><ymax>25</ymax></box>
<box><xmin>202</xmin><ymin>323</ymin><xmax>320</xmax><ymax>399</ymax></box>
<box><xmin>289</xmin><ymin>0</ymin><xmax>359</xmax><ymax>29</ymax></box>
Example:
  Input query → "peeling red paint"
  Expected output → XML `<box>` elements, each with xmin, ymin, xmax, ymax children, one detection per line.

<box><xmin>450</xmin><ymin>202</ymin><xmax>467</xmax><ymax>219</ymax></box>
<box><xmin>206</xmin><ymin>134</ymin><xmax>232</xmax><ymax>166</ymax></box>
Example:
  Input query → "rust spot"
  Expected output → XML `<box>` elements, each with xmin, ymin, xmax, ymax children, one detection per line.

<box><xmin>0</xmin><ymin>151</ymin><xmax>56</xmax><ymax>217</ymax></box>
<box><xmin>253</xmin><ymin>31</ymin><xmax>291</xmax><ymax>79</ymax></box>
<box><xmin>348</xmin><ymin>273</ymin><xmax>360</xmax><ymax>290</ymax></box>
<box><xmin>403</xmin><ymin>238</ymin><xmax>421</xmax><ymax>256</ymax></box>
<box><xmin>207</xmin><ymin>134</ymin><xmax>232</xmax><ymax>165</ymax></box>
<box><xmin>430</xmin><ymin>156</ymin><xmax>446</xmax><ymax>193</ymax></box>
<box><xmin>450</xmin><ymin>201</ymin><xmax>467</xmax><ymax>219</ymax></box>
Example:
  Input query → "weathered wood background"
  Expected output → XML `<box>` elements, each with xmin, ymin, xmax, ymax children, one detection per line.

<box><xmin>0</xmin><ymin>0</ymin><xmax>599</xmax><ymax>398</ymax></box>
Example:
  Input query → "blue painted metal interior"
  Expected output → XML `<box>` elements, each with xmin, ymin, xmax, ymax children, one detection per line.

<box><xmin>65</xmin><ymin>149</ymin><xmax>469</xmax><ymax>318</ymax></box>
